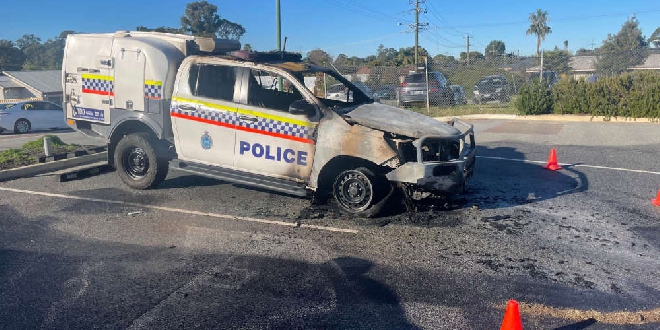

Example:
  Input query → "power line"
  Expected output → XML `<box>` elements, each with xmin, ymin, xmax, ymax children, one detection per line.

<box><xmin>449</xmin><ymin>8</ymin><xmax>660</xmax><ymax>29</ymax></box>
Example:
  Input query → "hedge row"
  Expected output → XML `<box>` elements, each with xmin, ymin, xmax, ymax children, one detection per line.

<box><xmin>516</xmin><ymin>71</ymin><xmax>660</xmax><ymax>119</ymax></box>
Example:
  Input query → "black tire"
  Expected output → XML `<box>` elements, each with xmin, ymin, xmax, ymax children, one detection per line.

<box><xmin>14</xmin><ymin>119</ymin><xmax>31</xmax><ymax>134</ymax></box>
<box><xmin>114</xmin><ymin>133</ymin><xmax>169</xmax><ymax>189</ymax></box>
<box><xmin>332</xmin><ymin>167</ymin><xmax>392</xmax><ymax>218</ymax></box>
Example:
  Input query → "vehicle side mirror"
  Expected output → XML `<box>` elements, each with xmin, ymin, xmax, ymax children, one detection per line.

<box><xmin>289</xmin><ymin>99</ymin><xmax>316</xmax><ymax>116</ymax></box>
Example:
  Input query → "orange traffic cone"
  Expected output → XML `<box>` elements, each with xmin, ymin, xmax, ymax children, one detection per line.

<box><xmin>652</xmin><ymin>189</ymin><xmax>660</xmax><ymax>206</ymax></box>
<box><xmin>500</xmin><ymin>300</ymin><xmax>523</xmax><ymax>330</ymax></box>
<box><xmin>543</xmin><ymin>148</ymin><xmax>562</xmax><ymax>171</ymax></box>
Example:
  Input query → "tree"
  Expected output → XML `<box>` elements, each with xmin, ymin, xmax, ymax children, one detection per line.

<box><xmin>16</xmin><ymin>34</ymin><xmax>41</xmax><ymax>50</ymax></box>
<box><xmin>575</xmin><ymin>48</ymin><xmax>597</xmax><ymax>56</ymax></box>
<box><xmin>526</xmin><ymin>9</ymin><xmax>552</xmax><ymax>55</ymax></box>
<box><xmin>459</xmin><ymin>51</ymin><xmax>484</xmax><ymax>62</ymax></box>
<box><xmin>0</xmin><ymin>40</ymin><xmax>24</xmax><ymax>71</ymax></box>
<box><xmin>432</xmin><ymin>54</ymin><xmax>458</xmax><ymax>67</ymax></box>
<box><xmin>243</xmin><ymin>43</ymin><xmax>253</xmax><ymax>51</ymax></box>
<box><xmin>563</xmin><ymin>40</ymin><xmax>569</xmax><ymax>51</ymax></box>
<box><xmin>180</xmin><ymin>1</ymin><xmax>245</xmax><ymax>40</ymax></box>
<box><xmin>305</xmin><ymin>49</ymin><xmax>332</xmax><ymax>66</ymax></box>
<box><xmin>596</xmin><ymin>16</ymin><xmax>648</xmax><ymax>75</ymax></box>
<box><xmin>543</xmin><ymin>48</ymin><xmax>571</xmax><ymax>74</ymax></box>
<box><xmin>485</xmin><ymin>40</ymin><xmax>506</xmax><ymax>59</ymax></box>
<box><xmin>649</xmin><ymin>27</ymin><xmax>660</xmax><ymax>48</ymax></box>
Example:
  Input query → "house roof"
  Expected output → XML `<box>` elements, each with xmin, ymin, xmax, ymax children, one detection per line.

<box><xmin>629</xmin><ymin>53</ymin><xmax>660</xmax><ymax>70</ymax></box>
<box><xmin>569</xmin><ymin>56</ymin><xmax>598</xmax><ymax>72</ymax></box>
<box><xmin>0</xmin><ymin>76</ymin><xmax>22</xmax><ymax>89</ymax></box>
<box><xmin>2</xmin><ymin>70</ymin><xmax>62</xmax><ymax>94</ymax></box>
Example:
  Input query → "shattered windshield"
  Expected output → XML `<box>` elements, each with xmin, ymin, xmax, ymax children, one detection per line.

<box><xmin>294</xmin><ymin>67</ymin><xmax>373</xmax><ymax>114</ymax></box>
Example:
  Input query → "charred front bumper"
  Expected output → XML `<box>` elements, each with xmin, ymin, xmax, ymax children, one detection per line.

<box><xmin>385</xmin><ymin>118</ymin><xmax>476</xmax><ymax>194</ymax></box>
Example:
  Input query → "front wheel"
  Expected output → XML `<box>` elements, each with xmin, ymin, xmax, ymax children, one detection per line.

<box><xmin>332</xmin><ymin>167</ymin><xmax>391</xmax><ymax>218</ymax></box>
<box><xmin>114</xmin><ymin>133</ymin><xmax>169</xmax><ymax>189</ymax></box>
<box><xmin>14</xmin><ymin>119</ymin><xmax>31</xmax><ymax>134</ymax></box>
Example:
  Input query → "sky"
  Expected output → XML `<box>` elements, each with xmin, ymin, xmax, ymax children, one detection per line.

<box><xmin>2</xmin><ymin>0</ymin><xmax>660</xmax><ymax>59</ymax></box>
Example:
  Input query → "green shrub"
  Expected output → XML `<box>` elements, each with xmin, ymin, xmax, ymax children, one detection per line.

<box><xmin>515</xmin><ymin>80</ymin><xmax>553</xmax><ymax>115</ymax></box>
<box><xmin>552</xmin><ymin>78</ymin><xmax>588</xmax><ymax>114</ymax></box>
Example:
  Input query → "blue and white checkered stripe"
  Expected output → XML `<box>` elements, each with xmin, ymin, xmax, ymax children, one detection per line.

<box><xmin>82</xmin><ymin>78</ymin><xmax>114</xmax><ymax>93</ymax></box>
<box><xmin>144</xmin><ymin>83</ymin><xmax>162</xmax><ymax>99</ymax></box>
<box><xmin>171</xmin><ymin>102</ymin><xmax>312</xmax><ymax>140</ymax></box>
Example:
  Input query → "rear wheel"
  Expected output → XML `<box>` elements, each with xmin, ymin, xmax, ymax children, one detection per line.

<box><xmin>114</xmin><ymin>133</ymin><xmax>168</xmax><ymax>189</ymax></box>
<box><xmin>14</xmin><ymin>119</ymin><xmax>31</xmax><ymax>134</ymax></box>
<box><xmin>332</xmin><ymin>167</ymin><xmax>391</xmax><ymax>218</ymax></box>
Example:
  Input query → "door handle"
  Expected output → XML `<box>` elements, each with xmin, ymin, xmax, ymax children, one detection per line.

<box><xmin>239</xmin><ymin>115</ymin><xmax>258</xmax><ymax>122</ymax></box>
<box><xmin>178</xmin><ymin>104</ymin><xmax>197</xmax><ymax>112</ymax></box>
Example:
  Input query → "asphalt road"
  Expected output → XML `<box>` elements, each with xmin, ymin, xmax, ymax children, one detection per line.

<box><xmin>1</xmin><ymin>119</ymin><xmax>659</xmax><ymax>329</ymax></box>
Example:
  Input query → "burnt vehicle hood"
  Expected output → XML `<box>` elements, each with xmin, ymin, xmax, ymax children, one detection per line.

<box><xmin>341</xmin><ymin>103</ymin><xmax>461</xmax><ymax>138</ymax></box>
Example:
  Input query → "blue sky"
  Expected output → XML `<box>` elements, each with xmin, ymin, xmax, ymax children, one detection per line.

<box><xmin>2</xmin><ymin>0</ymin><xmax>660</xmax><ymax>59</ymax></box>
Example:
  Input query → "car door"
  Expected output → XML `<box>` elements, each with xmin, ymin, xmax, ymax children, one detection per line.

<box><xmin>170</xmin><ymin>61</ymin><xmax>239</xmax><ymax>167</ymax></box>
<box><xmin>20</xmin><ymin>102</ymin><xmax>46</xmax><ymax>129</ymax></box>
<box><xmin>44</xmin><ymin>102</ymin><xmax>65</xmax><ymax>128</ymax></box>
<box><xmin>233</xmin><ymin>68</ymin><xmax>318</xmax><ymax>181</ymax></box>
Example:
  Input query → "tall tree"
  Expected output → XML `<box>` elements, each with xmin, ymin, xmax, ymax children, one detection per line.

<box><xmin>649</xmin><ymin>27</ymin><xmax>660</xmax><ymax>48</ymax></box>
<box><xmin>596</xmin><ymin>16</ymin><xmax>648</xmax><ymax>75</ymax></box>
<box><xmin>0</xmin><ymin>40</ymin><xmax>24</xmax><ymax>71</ymax></box>
<box><xmin>485</xmin><ymin>40</ymin><xmax>506</xmax><ymax>59</ymax></box>
<box><xmin>305</xmin><ymin>49</ymin><xmax>333</xmax><ymax>66</ymax></box>
<box><xmin>526</xmin><ymin>9</ymin><xmax>552</xmax><ymax>55</ymax></box>
<box><xmin>543</xmin><ymin>48</ymin><xmax>571</xmax><ymax>74</ymax></box>
<box><xmin>16</xmin><ymin>34</ymin><xmax>41</xmax><ymax>50</ymax></box>
<box><xmin>180</xmin><ymin>1</ymin><xmax>245</xmax><ymax>40</ymax></box>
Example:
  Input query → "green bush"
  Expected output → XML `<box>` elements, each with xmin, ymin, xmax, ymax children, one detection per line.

<box><xmin>552</xmin><ymin>78</ymin><xmax>588</xmax><ymax>114</ymax></box>
<box><xmin>527</xmin><ymin>71</ymin><xmax>660</xmax><ymax>119</ymax></box>
<box><xmin>515</xmin><ymin>80</ymin><xmax>553</xmax><ymax>115</ymax></box>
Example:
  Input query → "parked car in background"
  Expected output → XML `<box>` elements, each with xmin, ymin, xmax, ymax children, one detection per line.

<box><xmin>0</xmin><ymin>101</ymin><xmax>67</xmax><ymax>134</ymax></box>
<box><xmin>449</xmin><ymin>85</ymin><xmax>467</xmax><ymax>105</ymax></box>
<box><xmin>373</xmin><ymin>84</ymin><xmax>397</xmax><ymax>100</ymax></box>
<box><xmin>397</xmin><ymin>71</ymin><xmax>454</xmax><ymax>107</ymax></box>
<box><xmin>473</xmin><ymin>75</ymin><xmax>511</xmax><ymax>103</ymax></box>
<box><xmin>325</xmin><ymin>81</ymin><xmax>374</xmax><ymax>102</ymax></box>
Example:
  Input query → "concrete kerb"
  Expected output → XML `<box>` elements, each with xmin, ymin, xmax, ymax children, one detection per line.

<box><xmin>435</xmin><ymin>114</ymin><xmax>660</xmax><ymax>123</ymax></box>
<box><xmin>0</xmin><ymin>152</ymin><xmax>108</xmax><ymax>182</ymax></box>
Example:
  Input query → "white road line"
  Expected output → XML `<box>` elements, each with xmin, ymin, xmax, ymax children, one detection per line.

<box><xmin>0</xmin><ymin>187</ymin><xmax>358</xmax><ymax>234</ymax></box>
<box><xmin>477</xmin><ymin>156</ymin><xmax>660</xmax><ymax>175</ymax></box>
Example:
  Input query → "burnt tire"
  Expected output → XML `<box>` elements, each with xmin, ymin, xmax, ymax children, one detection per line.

<box><xmin>332</xmin><ymin>167</ymin><xmax>392</xmax><ymax>218</ymax></box>
<box><xmin>14</xmin><ymin>119</ymin><xmax>31</xmax><ymax>134</ymax></box>
<box><xmin>114</xmin><ymin>133</ymin><xmax>168</xmax><ymax>190</ymax></box>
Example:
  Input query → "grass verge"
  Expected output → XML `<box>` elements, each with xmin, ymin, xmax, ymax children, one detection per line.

<box><xmin>407</xmin><ymin>101</ymin><xmax>518</xmax><ymax>118</ymax></box>
<box><xmin>0</xmin><ymin>135</ymin><xmax>84</xmax><ymax>170</ymax></box>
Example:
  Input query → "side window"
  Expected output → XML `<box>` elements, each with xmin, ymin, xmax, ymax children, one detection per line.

<box><xmin>247</xmin><ymin>69</ymin><xmax>303</xmax><ymax>112</ymax></box>
<box><xmin>188</xmin><ymin>64</ymin><xmax>237</xmax><ymax>102</ymax></box>
<box><xmin>21</xmin><ymin>102</ymin><xmax>37</xmax><ymax>110</ymax></box>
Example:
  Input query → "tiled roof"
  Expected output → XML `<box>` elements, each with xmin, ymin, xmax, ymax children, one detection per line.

<box><xmin>569</xmin><ymin>56</ymin><xmax>598</xmax><ymax>72</ymax></box>
<box><xmin>629</xmin><ymin>53</ymin><xmax>660</xmax><ymax>70</ymax></box>
<box><xmin>2</xmin><ymin>70</ymin><xmax>62</xmax><ymax>94</ymax></box>
<box><xmin>0</xmin><ymin>76</ymin><xmax>22</xmax><ymax>88</ymax></box>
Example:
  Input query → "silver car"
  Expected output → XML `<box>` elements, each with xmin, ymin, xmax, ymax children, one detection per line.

<box><xmin>0</xmin><ymin>101</ymin><xmax>67</xmax><ymax>134</ymax></box>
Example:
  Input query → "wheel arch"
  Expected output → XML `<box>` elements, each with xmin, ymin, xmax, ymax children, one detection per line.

<box><xmin>108</xmin><ymin>120</ymin><xmax>172</xmax><ymax>166</ymax></box>
<box><xmin>314</xmin><ymin>155</ymin><xmax>385</xmax><ymax>199</ymax></box>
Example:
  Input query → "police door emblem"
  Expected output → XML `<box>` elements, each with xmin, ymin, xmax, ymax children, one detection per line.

<box><xmin>201</xmin><ymin>131</ymin><xmax>213</xmax><ymax>150</ymax></box>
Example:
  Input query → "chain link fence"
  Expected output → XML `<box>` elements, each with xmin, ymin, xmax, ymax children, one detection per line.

<box><xmin>312</xmin><ymin>49</ymin><xmax>660</xmax><ymax>118</ymax></box>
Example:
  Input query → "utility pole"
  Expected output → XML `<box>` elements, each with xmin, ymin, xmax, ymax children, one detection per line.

<box><xmin>414</xmin><ymin>0</ymin><xmax>419</xmax><ymax>67</ymax></box>
<box><xmin>466</xmin><ymin>35</ymin><xmax>471</xmax><ymax>65</ymax></box>
<box><xmin>276</xmin><ymin>0</ymin><xmax>283</xmax><ymax>91</ymax></box>
<box><xmin>410</xmin><ymin>0</ymin><xmax>427</xmax><ymax>71</ymax></box>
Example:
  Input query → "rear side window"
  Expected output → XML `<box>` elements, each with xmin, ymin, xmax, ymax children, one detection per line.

<box><xmin>403</xmin><ymin>74</ymin><xmax>425</xmax><ymax>83</ymax></box>
<box><xmin>188</xmin><ymin>64</ymin><xmax>237</xmax><ymax>102</ymax></box>
<box><xmin>404</xmin><ymin>73</ymin><xmax>447</xmax><ymax>86</ymax></box>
